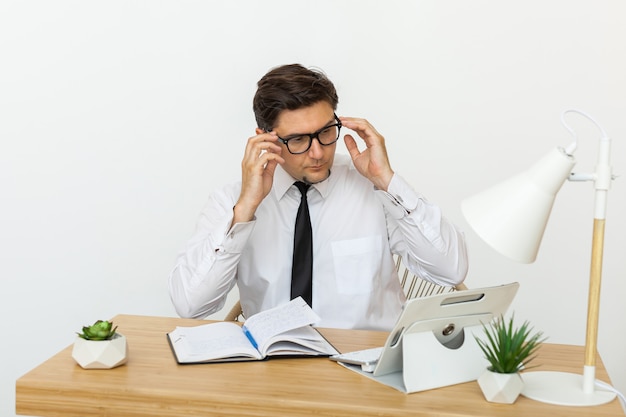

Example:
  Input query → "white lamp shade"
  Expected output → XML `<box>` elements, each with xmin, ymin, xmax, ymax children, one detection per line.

<box><xmin>461</xmin><ymin>147</ymin><xmax>576</xmax><ymax>263</ymax></box>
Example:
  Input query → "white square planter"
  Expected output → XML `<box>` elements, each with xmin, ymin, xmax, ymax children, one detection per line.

<box><xmin>71</xmin><ymin>333</ymin><xmax>128</xmax><ymax>369</ymax></box>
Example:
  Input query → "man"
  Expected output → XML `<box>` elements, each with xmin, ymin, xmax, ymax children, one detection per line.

<box><xmin>168</xmin><ymin>64</ymin><xmax>468</xmax><ymax>330</ymax></box>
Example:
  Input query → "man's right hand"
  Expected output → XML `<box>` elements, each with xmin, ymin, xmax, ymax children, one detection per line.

<box><xmin>233</xmin><ymin>130</ymin><xmax>284</xmax><ymax>224</ymax></box>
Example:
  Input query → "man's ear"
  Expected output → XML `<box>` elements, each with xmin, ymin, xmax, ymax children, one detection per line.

<box><xmin>255</xmin><ymin>127</ymin><xmax>265</xmax><ymax>135</ymax></box>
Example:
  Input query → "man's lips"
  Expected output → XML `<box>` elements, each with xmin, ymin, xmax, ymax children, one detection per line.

<box><xmin>308</xmin><ymin>163</ymin><xmax>325</xmax><ymax>170</ymax></box>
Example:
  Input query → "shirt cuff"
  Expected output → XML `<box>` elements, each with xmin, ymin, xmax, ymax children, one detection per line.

<box><xmin>375</xmin><ymin>174</ymin><xmax>420</xmax><ymax>219</ymax></box>
<box><xmin>218</xmin><ymin>221</ymin><xmax>255</xmax><ymax>254</ymax></box>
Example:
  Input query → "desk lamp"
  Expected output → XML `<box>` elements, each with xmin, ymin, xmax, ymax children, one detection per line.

<box><xmin>461</xmin><ymin>109</ymin><xmax>617</xmax><ymax>406</ymax></box>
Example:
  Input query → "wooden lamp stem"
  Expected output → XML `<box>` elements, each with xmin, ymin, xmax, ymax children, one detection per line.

<box><xmin>583</xmin><ymin>217</ymin><xmax>605</xmax><ymax>393</ymax></box>
<box><xmin>583</xmin><ymin>133</ymin><xmax>612</xmax><ymax>394</ymax></box>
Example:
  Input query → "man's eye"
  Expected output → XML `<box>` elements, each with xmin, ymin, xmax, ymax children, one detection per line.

<box><xmin>289</xmin><ymin>136</ymin><xmax>308</xmax><ymax>144</ymax></box>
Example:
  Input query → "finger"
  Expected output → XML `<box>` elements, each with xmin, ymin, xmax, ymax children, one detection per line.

<box><xmin>244</xmin><ymin>133</ymin><xmax>280</xmax><ymax>160</ymax></box>
<box><xmin>259</xmin><ymin>141</ymin><xmax>283</xmax><ymax>155</ymax></box>
<box><xmin>338</xmin><ymin>117</ymin><xmax>381</xmax><ymax>146</ymax></box>
<box><xmin>258</xmin><ymin>150</ymin><xmax>285</xmax><ymax>167</ymax></box>
<box><xmin>242</xmin><ymin>155</ymin><xmax>284</xmax><ymax>189</ymax></box>
<box><xmin>263</xmin><ymin>158</ymin><xmax>279</xmax><ymax>177</ymax></box>
<box><xmin>338</xmin><ymin>116</ymin><xmax>372</xmax><ymax>131</ymax></box>
<box><xmin>343</xmin><ymin>134</ymin><xmax>361</xmax><ymax>161</ymax></box>
<box><xmin>242</xmin><ymin>144</ymin><xmax>283</xmax><ymax>174</ymax></box>
<box><xmin>248</xmin><ymin>131</ymin><xmax>278</xmax><ymax>147</ymax></box>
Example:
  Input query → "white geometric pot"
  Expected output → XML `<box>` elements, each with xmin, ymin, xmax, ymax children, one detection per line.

<box><xmin>477</xmin><ymin>369</ymin><xmax>524</xmax><ymax>404</ymax></box>
<box><xmin>71</xmin><ymin>333</ymin><xmax>128</xmax><ymax>369</ymax></box>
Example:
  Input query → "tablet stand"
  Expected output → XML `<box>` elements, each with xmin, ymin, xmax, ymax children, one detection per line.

<box><xmin>338</xmin><ymin>282</ymin><xmax>519</xmax><ymax>393</ymax></box>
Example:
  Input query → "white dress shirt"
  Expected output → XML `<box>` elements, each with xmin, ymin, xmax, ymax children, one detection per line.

<box><xmin>168</xmin><ymin>154</ymin><xmax>468</xmax><ymax>331</ymax></box>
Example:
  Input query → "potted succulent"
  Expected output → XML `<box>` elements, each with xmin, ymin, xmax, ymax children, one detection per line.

<box><xmin>71</xmin><ymin>320</ymin><xmax>128</xmax><ymax>369</ymax></box>
<box><xmin>474</xmin><ymin>314</ymin><xmax>545</xmax><ymax>404</ymax></box>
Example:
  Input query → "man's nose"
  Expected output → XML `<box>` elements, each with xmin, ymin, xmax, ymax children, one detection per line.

<box><xmin>307</xmin><ymin>137</ymin><xmax>324</xmax><ymax>158</ymax></box>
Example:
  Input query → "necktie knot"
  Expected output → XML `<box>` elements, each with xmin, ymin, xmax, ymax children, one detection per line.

<box><xmin>294</xmin><ymin>181</ymin><xmax>310</xmax><ymax>195</ymax></box>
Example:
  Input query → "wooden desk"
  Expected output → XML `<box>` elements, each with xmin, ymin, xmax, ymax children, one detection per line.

<box><xmin>16</xmin><ymin>314</ymin><xmax>624</xmax><ymax>417</ymax></box>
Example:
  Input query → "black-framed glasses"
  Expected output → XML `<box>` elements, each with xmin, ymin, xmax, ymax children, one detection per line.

<box><xmin>275</xmin><ymin>114</ymin><xmax>342</xmax><ymax>154</ymax></box>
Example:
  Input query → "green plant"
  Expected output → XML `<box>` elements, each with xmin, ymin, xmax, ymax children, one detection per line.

<box><xmin>475</xmin><ymin>314</ymin><xmax>546</xmax><ymax>374</ymax></box>
<box><xmin>77</xmin><ymin>320</ymin><xmax>118</xmax><ymax>341</ymax></box>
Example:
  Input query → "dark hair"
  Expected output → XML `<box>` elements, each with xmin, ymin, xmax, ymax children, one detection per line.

<box><xmin>253</xmin><ymin>64</ymin><xmax>339</xmax><ymax>131</ymax></box>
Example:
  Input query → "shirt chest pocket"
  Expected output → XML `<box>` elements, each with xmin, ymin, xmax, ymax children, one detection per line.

<box><xmin>331</xmin><ymin>236</ymin><xmax>383</xmax><ymax>295</ymax></box>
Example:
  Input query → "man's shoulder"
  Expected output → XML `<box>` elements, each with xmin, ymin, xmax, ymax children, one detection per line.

<box><xmin>332</xmin><ymin>152</ymin><xmax>353</xmax><ymax>169</ymax></box>
<box><xmin>331</xmin><ymin>153</ymin><xmax>361</xmax><ymax>178</ymax></box>
<box><xmin>329</xmin><ymin>153</ymin><xmax>373</xmax><ymax>190</ymax></box>
<box><xmin>206</xmin><ymin>180</ymin><xmax>242</xmax><ymax>205</ymax></box>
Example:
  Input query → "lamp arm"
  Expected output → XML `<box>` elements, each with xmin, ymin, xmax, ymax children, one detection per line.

<box><xmin>568</xmin><ymin>138</ymin><xmax>616</xmax><ymax>184</ymax></box>
<box><xmin>560</xmin><ymin>109</ymin><xmax>609</xmax><ymax>156</ymax></box>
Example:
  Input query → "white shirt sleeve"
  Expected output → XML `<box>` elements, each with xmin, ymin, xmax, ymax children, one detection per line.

<box><xmin>168</xmin><ymin>186</ymin><xmax>255</xmax><ymax>319</ymax></box>
<box><xmin>376</xmin><ymin>174</ymin><xmax>468</xmax><ymax>287</ymax></box>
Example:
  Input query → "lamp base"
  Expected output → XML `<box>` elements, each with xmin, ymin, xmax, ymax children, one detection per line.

<box><xmin>521</xmin><ymin>371</ymin><xmax>616</xmax><ymax>406</ymax></box>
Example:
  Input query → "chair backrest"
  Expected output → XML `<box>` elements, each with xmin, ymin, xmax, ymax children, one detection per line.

<box><xmin>224</xmin><ymin>300</ymin><xmax>244</xmax><ymax>322</ymax></box>
<box><xmin>224</xmin><ymin>255</ymin><xmax>467</xmax><ymax>321</ymax></box>
<box><xmin>395</xmin><ymin>255</ymin><xmax>466</xmax><ymax>299</ymax></box>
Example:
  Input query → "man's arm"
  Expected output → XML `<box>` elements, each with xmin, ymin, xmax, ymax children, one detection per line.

<box><xmin>168</xmin><ymin>185</ymin><xmax>254</xmax><ymax>318</ymax></box>
<box><xmin>379</xmin><ymin>174</ymin><xmax>468</xmax><ymax>286</ymax></box>
<box><xmin>340</xmin><ymin>116</ymin><xmax>468</xmax><ymax>286</ymax></box>
<box><xmin>169</xmin><ymin>130</ymin><xmax>282</xmax><ymax>318</ymax></box>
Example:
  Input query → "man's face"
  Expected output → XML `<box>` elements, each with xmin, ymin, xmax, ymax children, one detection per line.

<box><xmin>271</xmin><ymin>101</ymin><xmax>337</xmax><ymax>184</ymax></box>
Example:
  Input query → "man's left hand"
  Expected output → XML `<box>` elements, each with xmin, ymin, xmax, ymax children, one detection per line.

<box><xmin>340</xmin><ymin>116</ymin><xmax>395</xmax><ymax>191</ymax></box>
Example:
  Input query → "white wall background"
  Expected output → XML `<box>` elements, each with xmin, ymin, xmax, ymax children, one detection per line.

<box><xmin>1</xmin><ymin>1</ymin><xmax>624</xmax><ymax>415</ymax></box>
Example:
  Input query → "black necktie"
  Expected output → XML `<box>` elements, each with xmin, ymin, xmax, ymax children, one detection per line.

<box><xmin>291</xmin><ymin>181</ymin><xmax>313</xmax><ymax>306</ymax></box>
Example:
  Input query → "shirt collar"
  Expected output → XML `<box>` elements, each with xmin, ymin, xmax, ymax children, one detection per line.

<box><xmin>273</xmin><ymin>164</ymin><xmax>333</xmax><ymax>200</ymax></box>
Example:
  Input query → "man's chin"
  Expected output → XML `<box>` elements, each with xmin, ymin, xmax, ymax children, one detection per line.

<box><xmin>303</xmin><ymin>169</ymin><xmax>331</xmax><ymax>185</ymax></box>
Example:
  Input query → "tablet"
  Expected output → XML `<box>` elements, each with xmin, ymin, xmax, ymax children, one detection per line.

<box><xmin>331</xmin><ymin>282</ymin><xmax>520</xmax><ymax>377</ymax></box>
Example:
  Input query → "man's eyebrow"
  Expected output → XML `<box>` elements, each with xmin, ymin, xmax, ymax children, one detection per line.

<box><xmin>281</xmin><ymin>117</ymin><xmax>336</xmax><ymax>138</ymax></box>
